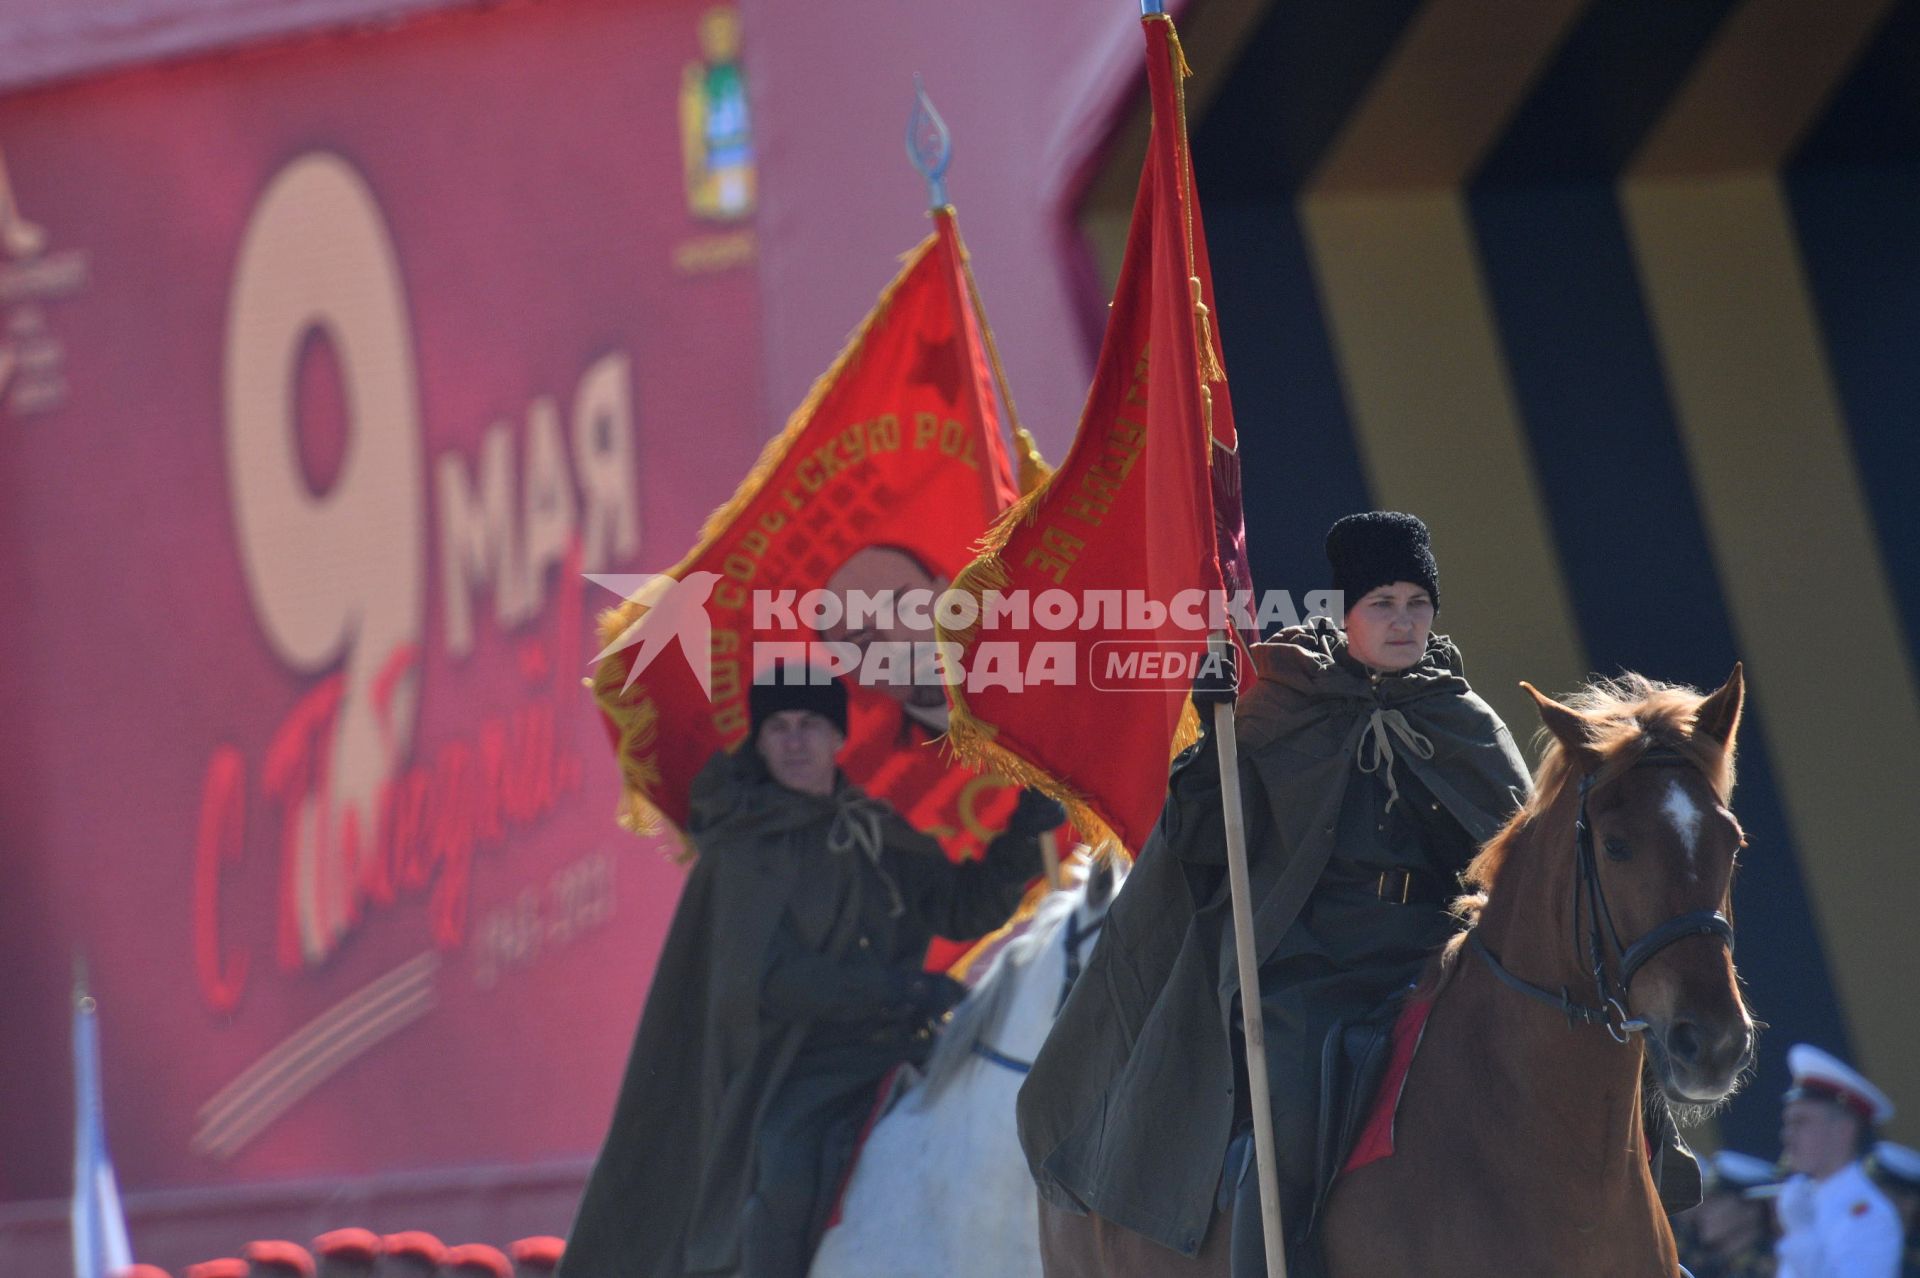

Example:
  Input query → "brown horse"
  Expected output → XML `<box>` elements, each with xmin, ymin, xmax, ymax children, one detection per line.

<box><xmin>1322</xmin><ymin>665</ymin><xmax>1754</xmax><ymax>1275</ymax></box>
<box><xmin>1038</xmin><ymin>667</ymin><xmax>1754</xmax><ymax>1277</ymax></box>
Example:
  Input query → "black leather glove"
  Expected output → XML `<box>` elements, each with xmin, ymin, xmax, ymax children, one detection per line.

<box><xmin>1005</xmin><ymin>788</ymin><xmax>1067</xmax><ymax>837</ymax></box>
<box><xmin>907</xmin><ymin>973</ymin><xmax>969</xmax><ymax>1023</ymax></box>
<box><xmin>869</xmin><ymin>971</ymin><xmax>965</xmax><ymax>1066</ymax></box>
<box><xmin>1191</xmin><ymin>639</ymin><xmax>1239</xmax><ymax>707</ymax></box>
<box><xmin>881</xmin><ymin>969</ymin><xmax>967</xmax><ymax>1024</ymax></box>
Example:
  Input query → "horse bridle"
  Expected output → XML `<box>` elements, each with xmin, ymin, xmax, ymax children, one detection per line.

<box><xmin>1058</xmin><ymin>909</ymin><xmax>1104</xmax><ymax>1015</ymax></box>
<box><xmin>1470</xmin><ymin>745</ymin><xmax>1736</xmax><ymax>1043</ymax></box>
<box><xmin>968</xmin><ymin>903</ymin><xmax>1106</xmax><ymax>1075</ymax></box>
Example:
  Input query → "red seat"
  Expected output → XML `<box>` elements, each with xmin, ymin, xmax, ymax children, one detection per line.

<box><xmin>508</xmin><ymin>1235</ymin><xmax>564</xmax><ymax>1274</ymax></box>
<box><xmin>443</xmin><ymin>1242</ymin><xmax>512</xmax><ymax>1278</ymax></box>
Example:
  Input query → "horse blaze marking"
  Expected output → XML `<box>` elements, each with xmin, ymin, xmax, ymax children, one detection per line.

<box><xmin>1663</xmin><ymin>779</ymin><xmax>1702</xmax><ymax>863</ymax></box>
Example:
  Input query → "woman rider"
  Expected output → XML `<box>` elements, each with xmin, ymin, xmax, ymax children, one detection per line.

<box><xmin>1018</xmin><ymin>512</ymin><xmax>1540</xmax><ymax>1275</ymax></box>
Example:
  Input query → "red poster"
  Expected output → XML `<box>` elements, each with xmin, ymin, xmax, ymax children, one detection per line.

<box><xmin>0</xmin><ymin>0</ymin><xmax>768</xmax><ymax>1202</ymax></box>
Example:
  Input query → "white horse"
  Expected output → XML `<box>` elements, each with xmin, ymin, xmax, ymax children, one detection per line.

<box><xmin>809</xmin><ymin>855</ymin><xmax>1124</xmax><ymax>1278</ymax></box>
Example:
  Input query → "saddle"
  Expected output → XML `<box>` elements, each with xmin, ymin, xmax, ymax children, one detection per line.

<box><xmin>1212</xmin><ymin>998</ymin><xmax>1703</xmax><ymax>1251</ymax></box>
<box><xmin>1308</xmin><ymin>992</ymin><xmax>1406</xmax><ymax>1233</ymax></box>
<box><xmin>1214</xmin><ymin>988</ymin><xmax>1410</xmax><ymax>1278</ymax></box>
<box><xmin>1317</xmin><ymin>1011</ymin><xmax>1701</xmax><ymax>1216</ymax></box>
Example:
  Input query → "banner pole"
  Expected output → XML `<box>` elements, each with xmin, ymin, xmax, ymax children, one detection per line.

<box><xmin>1039</xmin><ymin>830</ymin><xmax>1063</xmax><ymax>891</ymax></box>
<box><xmin>1212</xmin><ymin>635</ymin><xmax>1289</xmax><ymax>1277</ymax></box>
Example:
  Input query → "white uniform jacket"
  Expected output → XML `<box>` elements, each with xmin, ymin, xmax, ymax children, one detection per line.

<box><xmin>1775</xmin><ymin>1160</ymin><xmax>1902</xmax><ymax>1278</ymax></box>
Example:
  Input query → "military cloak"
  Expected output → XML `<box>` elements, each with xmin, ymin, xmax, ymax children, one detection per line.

<box><xmin>562</xmin><ymin>747</ymin><xmax>1040</xmax><ymax>1278</ymax></box>
<box><xmin>1016</xmin><ymin>619</ymin><xmax>1530</xmax><ymax>1256</ymax></box>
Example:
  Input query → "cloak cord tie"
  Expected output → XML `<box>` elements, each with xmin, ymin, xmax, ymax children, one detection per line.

<box><xmin>1355</xmin><ymin>708</ymin><xmax>1434</xmax><ymax>812</ymax></box>
<box><xmin>829</xmin><ymin>795</ymin><xmax>907</xmax><ymax>918</ymax></box>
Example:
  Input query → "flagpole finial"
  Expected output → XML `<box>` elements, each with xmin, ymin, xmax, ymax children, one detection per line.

<box><xmin>73</xmin><ymin>950</ymin><xmax>94</xmax><ymax>1010</ymax></box>
<box><xmin>906</xmin><ymin>75</ymin><xmax>952</xmax><ymax>210</ymax></box>
<box><xmin>1140</xmin><ymin>0</ymin><xmax>1166</xmax><ymax>15</ymax></box>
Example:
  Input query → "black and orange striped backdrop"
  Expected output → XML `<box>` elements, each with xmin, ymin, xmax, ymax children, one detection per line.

<box><xmin>1117</xmin><ymin>0</ymin><xmax>1920</xmax><ymax>1154</ymax></box>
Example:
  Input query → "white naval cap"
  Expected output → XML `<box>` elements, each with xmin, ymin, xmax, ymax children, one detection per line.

<box><xmin>1872</xmin><ymin>1140</ymin><xmax>1920</xmax><ymax>1191</ymax></box>
<box><xmin>1785</xmin><ymin>1043</ymin><xmax>1895</xmax><ymax>1125</ymax></box>
<box><xmin>1704</xmin><ymin>1149</ymin><xmax>1780</xmax><ymax>1193</ymax></box>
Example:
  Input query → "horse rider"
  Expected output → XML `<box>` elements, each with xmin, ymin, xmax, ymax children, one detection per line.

<box><xmin>1774</xmin><ymin>1044</ymin><xmax>1903</xmax><ymax>1278</ymax></box>
<box><xmin>1866</xmin><ymin>1141</ymin><xmax>1920</xmax><ymax>1278</ymax></box>
<box><xmin>560</xmin><ymin>673</ymin><xmax>1061</xmax><ymax>1278</ymax></box>
<box><xmin>1680</xmin><ymin>1150</ymin><xmax>1781</xmax><ymax>1278</ymax></box>
<box><xmin>1023</xmin><ymin>511</ymin><xmax>1637</xmax><ymax>1276</ymax></box>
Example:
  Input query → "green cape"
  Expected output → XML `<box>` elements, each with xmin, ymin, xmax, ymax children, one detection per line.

<box><xmin>1016</xmin><ymin>619</ymin><xmax>1529</xmax><ymax>1255</ymax></box>
<box><xmin>560</xmin><ymin>749</ymin><xmax>947</xmax><ymax>1277</ymax></box>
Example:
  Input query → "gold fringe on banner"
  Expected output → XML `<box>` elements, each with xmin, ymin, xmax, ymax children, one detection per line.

<box><xmin>1155</xmin><ymin>16</ymin><xmax>1228</xmax><ymax>391</ymax></box>
<box><xmin>935</xmin><ymin>484</ymin><xmax>1202</xmax><ymax>859</ymax></box>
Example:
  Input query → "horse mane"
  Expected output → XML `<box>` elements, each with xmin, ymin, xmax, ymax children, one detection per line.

<box><xmin>1429</xmin><ymin>672</ymin><xmax>1738</xmax><ymax>983</ymax></box>
<box><xmin>913</xmin><ymin>886</ymin><xmax>1085</xmax><ymax>1104</ymax></box>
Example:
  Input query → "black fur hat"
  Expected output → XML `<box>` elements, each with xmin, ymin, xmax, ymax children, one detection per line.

<box><xmin>749</xmin><ymin>673</ymin><xmax>849</xmax><ymax>740</ymax></box>
<box><xmin>1325</xmin><ymin>511</ymin><xmax>1440</xmax><ymax>615</ymax></box>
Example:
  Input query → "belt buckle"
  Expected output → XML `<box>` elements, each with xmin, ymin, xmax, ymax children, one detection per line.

<box><xmin>1376</xmin><ymin>870</ymin><xmax>1412</xmax><ymax>904</ymax></box>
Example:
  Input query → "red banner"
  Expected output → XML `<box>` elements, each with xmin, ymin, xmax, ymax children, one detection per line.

<box><xmin>591</xmin><ymin>210</ymin><xmax>1033</xmax><ymax>925</ymax></box>
<box><xmin>942</xmin><ymin>16</ymin><xmax>1246</xmax><ymax>855</ymax></box>
<box><xmin>0</xmin><ymin>0</ymin><xmax>771</xmax><ymax>1203</ymax></box>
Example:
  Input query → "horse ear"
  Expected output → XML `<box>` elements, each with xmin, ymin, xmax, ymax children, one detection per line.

<box><xmin>1694</xmin><ymin>662</ymin><xmax>1745</xmax><ymax>751</ymax></box>
<box><xmin>1520</xmin><ymin>681</ymin><xmax>1601</xmax><ymax>764</ymax></box>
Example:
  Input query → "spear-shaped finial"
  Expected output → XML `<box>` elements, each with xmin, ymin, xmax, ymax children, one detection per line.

<box><xmin>906</xmin><ymin>74</ymin><xmax>953</xmax><ymax>210</ymax></box>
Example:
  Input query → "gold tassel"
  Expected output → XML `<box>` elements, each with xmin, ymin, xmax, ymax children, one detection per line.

<box><xmin>1157</xmin><ymin>16</ymin><xmax>1195</xmax><ymax>80</ymax></box>
<box><xmin>1191</xmin><ymin>275</ymin><xmax>1226</xmax><ymax>385</ymax></box>
<box><xmin>1012</xmin><ymin>423</ymin><xmax>1053</xmax><ymax>495</ymax></box>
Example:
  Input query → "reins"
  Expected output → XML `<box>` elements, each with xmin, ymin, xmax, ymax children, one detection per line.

<box><xmin>1469</xmin><ymin>745</ymin><xmax>1734</xmax><ymax>1043</ymax></box>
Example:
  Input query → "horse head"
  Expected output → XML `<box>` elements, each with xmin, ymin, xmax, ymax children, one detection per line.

<box><xmin>1471</xmin><ymin>666</ymin><xmax>1754</xmax><ymax>1106</ymax></box>
<box><xmin>1525</xmin><ymin>665</ymin><xmax>1753</xmax><ymax>1103</ymax></box>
